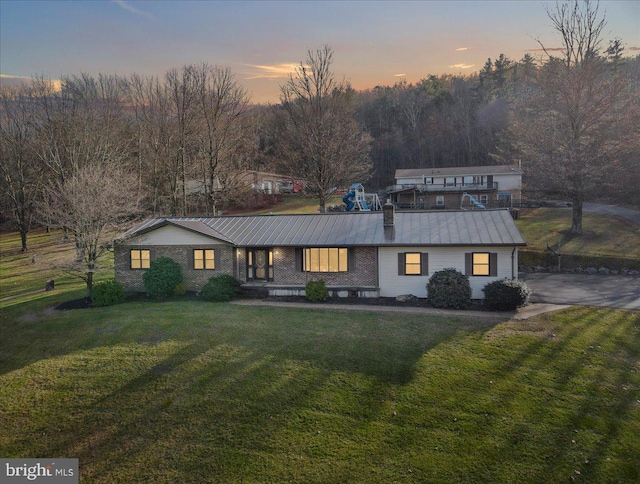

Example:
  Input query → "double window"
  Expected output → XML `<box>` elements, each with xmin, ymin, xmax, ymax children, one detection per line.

<box><xmin>194</xmin><ymin>249</ymin><xmax>215</xmax><ymax>270</ymax></box>
<box><xmin>466</xmin><ymin>252</ymin><xmax>497</xmax><ymax>277</ymax></box>
<box><xmin>398</xmin><ymin>252</ymin><xmax>429</xmax><ymax>276</ymax></box>
<box><xmin>130</xmin><ymin>249</ymin><xmax>150</xmax><ymax>269</ymax></box>
<box><xmin>304</xmin><ymin>248</ymin><xmax>348</xmax><ymax>273</ymax></box>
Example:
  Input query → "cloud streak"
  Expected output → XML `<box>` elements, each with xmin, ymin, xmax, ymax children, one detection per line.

<box><xmin>0</xmin><ymin>74</ymin><xmax>62</xmax><ymax>91</ymax></box>
<box><xmin>244</xmin><ymin>63</ymin><xmax>301</xmax><ymax>80</ymax></box>
<box><xmin>0</xmin><ymin>74</ymin><xmax>33</xmax><ymax>80</ymax></box>
<box><xmin>527</xmin><ymin>47</ymin><xmax>565</xmax><ymax>52</ymax></box>
<box><xmin>449</xmin><ymin>63</ymin><xmax>475</xmax><ymax>70</ymax></box>
<box><xmin>112</xmin><ymin>0</ymin><xmax>152</xmax><ymax>18</ymax></box>
<box><xmin>456</xmin><ymin>47</ymin><xmax>469</xmax><ymax>51</ymax></box>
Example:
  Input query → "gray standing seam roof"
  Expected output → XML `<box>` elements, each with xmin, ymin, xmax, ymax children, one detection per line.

<box><xmin>120</xmin><ymin>210</ymin><xmax>526</xmax><ymax>247</ymax></box>
<box><xmin>395</xmin><ymin>164</ymin><xmax>523</xmax><ymax>178</ymax></box>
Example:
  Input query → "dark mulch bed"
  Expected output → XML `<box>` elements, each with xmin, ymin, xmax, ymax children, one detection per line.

<box><xmin>54</xmin><ymin>294</ymin><xmax>488</xmax><ymax>312</ymax></box>
<box><xmin>55</xmin><ymin>297</ymin><xmax>94</xmax><ymax>310</ymax></box>
<box><xmin>262</xmin><ymin>295</ymin><xmax>489</xmax><ymax>311</ymax></box>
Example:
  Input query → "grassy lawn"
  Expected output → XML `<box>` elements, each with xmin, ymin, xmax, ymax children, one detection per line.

<box><xmin>1</xmin><ymin>301</ymin><xmax>639</xmax><ymax>482</ymax></box>
<box><xmin>1</xmin><ymin>230</ymin><xmax>639</xmax><ymax>482</ymax></box>
<box><xmin>250</xmin><ymin>194</ymin><xmax>344</xmax><ymax>215</ymax></box>
<box><xmin>515</xmin><ymin>208</ymin><xmax>640</xmax><ymax>259</ymax></box>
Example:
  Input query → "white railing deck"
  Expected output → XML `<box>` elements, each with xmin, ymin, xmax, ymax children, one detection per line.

<box><xmin>386</xmin><ymin>182</ymin><xmax>498</xmax><ymax>193</ymax></box>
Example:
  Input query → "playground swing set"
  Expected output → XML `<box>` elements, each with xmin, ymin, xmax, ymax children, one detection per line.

<box><xmin>342</xmin><ymin>183</ymin><xmax>382</xmax><ymax>211</ymax></box>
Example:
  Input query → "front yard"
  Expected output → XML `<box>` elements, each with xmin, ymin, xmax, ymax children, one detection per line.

<box><xmin>1</xmin><ymin>299</ymin><xmax>638</xmax><ymax>482</ymax></box>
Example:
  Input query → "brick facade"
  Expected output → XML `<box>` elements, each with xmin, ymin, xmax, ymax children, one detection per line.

<box><xmin>270</xmin><ymin>247</ymin><xmax>377</xmax><ymax>287</ymax></box>
<box><xmin>115</xmin><ymin>244</ymin><xmax>236</xmax><ymax>292</ymax></box>
<box><xmin>115</xmin><ymin>244</ymin><xmax>378</xmax><ymax>293</ymax></box>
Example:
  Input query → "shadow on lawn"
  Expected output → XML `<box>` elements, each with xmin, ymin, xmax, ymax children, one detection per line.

<box><xmin>3</xmin><ymin>302</ymin><xmax>639</xmax><ymax>481</ymax></box>
<box><xmin>443</xmin><ymin>307</ymin><xmax>640</xmax><ymax>481</ymax></box>
<box><xmin>1</xmin><ymin>299</ymin><xmax>505</xmax><ymax>384</ymax></box>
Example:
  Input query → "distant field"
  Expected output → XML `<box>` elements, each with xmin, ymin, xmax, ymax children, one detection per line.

<box><xmin>247</xmin><ymin>194</ymin><xmax>344</xmax><ymax>215</ymax></box>
<box><xmin>515</xmin><ymin>208</ymin><xmax>640</xmax><ymax>259</ymax></box>
<box><xmin>0</xmin><ymin>229</ymin><xmax>111</xmax><ymax>309</ymax></box>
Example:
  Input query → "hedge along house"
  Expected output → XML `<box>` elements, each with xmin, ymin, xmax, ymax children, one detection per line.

<box><xmin>114</xmin><ymin>205</ymin><xmax>526</xmax><ymax>300</ymax></box>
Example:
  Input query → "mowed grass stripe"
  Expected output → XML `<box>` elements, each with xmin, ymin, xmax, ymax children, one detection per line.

<box><xmin>1</xmin><ymin>300</ymin><xmax>638</xmax><ymax>483</ymax></box>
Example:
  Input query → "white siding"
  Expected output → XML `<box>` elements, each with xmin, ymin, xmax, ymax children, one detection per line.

<box><xmin>396</xmin><ymin>176</ymin><xmax>423</xmax><ymax>184</ymax></box>
<box><xmin>127</xmin><ymin>225</ymin><xmax>228</xmax><ymax>245</ymax></box>
<box><xmin>379</xmin><ymin>246</ymin><xmax>518</xmax><ymax>299</ymax></box>
<box><xmin>494</xmin><ymin>173</ymin><xmax>521</xmax><ymax>193</ymax></box>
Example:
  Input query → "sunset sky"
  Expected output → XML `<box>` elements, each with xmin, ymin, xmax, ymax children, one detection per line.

<box><xmin>1</xmin><ymin>0</ymin><xmax>639</xmax><ymax>103</ymax></box>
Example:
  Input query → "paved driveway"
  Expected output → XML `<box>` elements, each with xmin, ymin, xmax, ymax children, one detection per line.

<box><xmin>520</xmin><ymin>273</ymin><xmax>640</xmax><ymax>310</ymax></box>
<box><xmin>582</xmin><ymin>203</ymin><xmax>640</xmax><ymax>225</ymax></box>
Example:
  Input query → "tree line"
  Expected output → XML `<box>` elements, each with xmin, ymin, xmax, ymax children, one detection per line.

<box><xmin>1</xmin><ymin>0</ymin><xmax>638</xmax><ymax>291</ymax></box>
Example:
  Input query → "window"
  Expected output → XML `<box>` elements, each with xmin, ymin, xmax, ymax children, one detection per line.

<box><xmin>473</xmin><ymin>175</ymin><xmax>485</xmax><ymax>185</ymax></box>
<box><xmin>130</xmin><ymin>249</ymin><xmax>150</xmax><ymax>269</ymax></box>
<box><xmin>479</xmin><ymin>194</ymin><xmax>489</xmax><ymax>204</ymax></box>
<box><xmin>304</xmin><ymin>248</ymin><xmax>348</xmax><ymax>272</ymax></box>
<box><xmin>436</xmin><ymin>196</ymin><xmax>445</xmax><ymax>206</ymax></box>
<box><xmin>473</xmin><ymin>253</ymin><xmax>490</xmax><ymax>275</ymax></box>
<box><xmin>463</xmin><ymin>176</ymin><xmax>473</xmax><ymax>186</ymax></box>
<box><xmin>423</xmin><ymin>176</ymin><xmax>433</xmax><ymax>184</ymax></box>
<box><xmin>398</xmin><ymin>252</ymin><xmax>428</xmax><ymax>276</ymax></box>
<box><xmin>405</xmin><ymin>253</ymin><xmax>422</xmax><ymax>275</ymax></box>
<box><xmin>445</xmin><ymin>177</ymin><xmax>456</xmax><ymax>187</ymax></box>
<box><xmin>194</xmin><ymin>249</ymin><xmax>215</xmax><ymax>270</ymax></box>
<box><xmin>465</xmin><ymin>252</ymin><xmax>497</xmax><ymax>277</ymax></box>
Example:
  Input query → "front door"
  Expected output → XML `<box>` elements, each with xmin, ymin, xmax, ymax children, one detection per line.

<box><xmin>247</xmin><ymin>248</ymin><xmax>273</xmax><ymax>281</ymax></box>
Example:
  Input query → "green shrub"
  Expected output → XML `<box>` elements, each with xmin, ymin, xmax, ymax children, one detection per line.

<box><xmin>91</xmin><ymin>279</ymin><xmax>126</xmax><ymax>307</ymax></box>
<box><xmin>305</xmin><ymin>279</ymin><xmax>328</xmax><ymax>302</ymax></box>
<box><xmin>427</xmin><ymin>268</ymin><xmax>471</xmax><ymax>309</ymax></box>
<box><xmin>201</xmin><ymin>274</ymin><xmax>241</xmax><ymax>302</ymax></box>
<box><xmin>483</xmin><ymin>279</ymin><xmax>532</xmax><ymax>311</ymax></box>
<box><xmin>174</xmin><ymin>283</ymin><xmax>187</xmax><ymax>297</ymax></box>
<box><xmin>142</xmin><ymin>257</ymin><xmax>183</xmax><ymax>299</ymax></box>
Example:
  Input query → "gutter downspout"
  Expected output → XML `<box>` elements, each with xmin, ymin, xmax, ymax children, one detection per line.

<box><xmin>511</xmin><ymin>247</ymin><xmax>516</xmax><ymax>280</ymax></box>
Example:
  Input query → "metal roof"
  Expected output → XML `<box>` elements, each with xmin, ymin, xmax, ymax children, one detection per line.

<box><xmin>396</xmin><ymin>164</ymin><xmax>523</xmax><ymax>179</ymax></box>
<box><xmin>120</xmin><ymin>210</ymin><xmax>525</xmax><ymax>247</ymax></box>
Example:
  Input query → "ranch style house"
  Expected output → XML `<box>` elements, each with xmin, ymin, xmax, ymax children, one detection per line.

<box><xmin>114</xmin><ymin>205</ymin><xmax>526</xmax><ymax>300</ymax></box>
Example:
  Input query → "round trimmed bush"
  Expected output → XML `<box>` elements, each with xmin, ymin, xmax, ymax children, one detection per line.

<box><xmin>305</xmin><ymin>279</ymin><xmax>328</xmax><ymax>302</ymax></box>
<box><xmin>142</xmin><ymin>257</ymin><xmax>183</xmax><ymax>299</ymax></box>
<box><xmin>427</xmin><ymin>268</ymin><xmax>472</xmax><ymax>309</ymax></box>
<box><xmin>483</xmin><ymin>279</ymin><xmax>532</xmax><ymax>311</ymax></box>
<box><xmin>91</xmin><ymin>279</ymin><xmax>125</xmax><ymax>307</ymax></box>
<box><xmin>201</xmin><ymin>274</ymin><xmax>241</xmax><ymax>302</ymax></box>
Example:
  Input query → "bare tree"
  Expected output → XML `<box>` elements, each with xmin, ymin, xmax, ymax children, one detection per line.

<box><xmin>513</xmin><ymin>0</ymin><xmax>640</xmax><ymax>234</ymax></box>
<box><xmin>277</xmin><ymin>45</ymin><xmax>372</xmax><ymax>212</ymax></box>
<box><xmin>0</xmin><ymin>84</ymin><xmax>47</xmax><ymax>251</ymax></box>
<box><xmin>194</xmin><ymin>64</ymin><xmax>250</xmax><ymax>215</ymax></box>
<box><xmin>126</xmin><ymin>73</ymin><xmax>176</xmax><ymax>214</ymax></box>
<box><xmin>34</xmin><ymin>73</ymin><xmax>131</xmax><ymax>182</ymax></box>
<box><xmin>39</xmin><ymin>163</ymin><xmax>142</xmax><ymax>296</ymax></box>
<box><xmin>166</xmin><ymin>66</ymin><xmax>201</xmax><ymax>215</ymax></box>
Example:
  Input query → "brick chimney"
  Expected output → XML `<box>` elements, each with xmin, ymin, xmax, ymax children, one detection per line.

<box><xmin>383</xmin><ymin>199</ymin><xmax>395</xmax><ymax>226</ymax></box>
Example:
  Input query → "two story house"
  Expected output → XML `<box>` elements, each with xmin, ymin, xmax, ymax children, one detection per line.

<box><xmin>387</xmin><ymin>164</ymin><xmax>523</xmax><ymax>210</ymax></box>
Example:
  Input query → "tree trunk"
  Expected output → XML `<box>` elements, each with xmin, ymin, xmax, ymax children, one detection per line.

<box><xmin>570</xmin><ymin>195</ymin><xmax>583</xmax><ymax>235</ymax></box>
<box><xmin>86</xmin><ymin>270</ymin><xmax>93</xmax><ymax>298</ymax></box>
<box><xmin>19</xmin><ymin>227</ymin><xmax>28</xmax><ymax>252</ymax></box>
<box><xmin>319</xmin><ymin>193</ymin><xmax>326</xmax><ymax>213</ymax></box>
